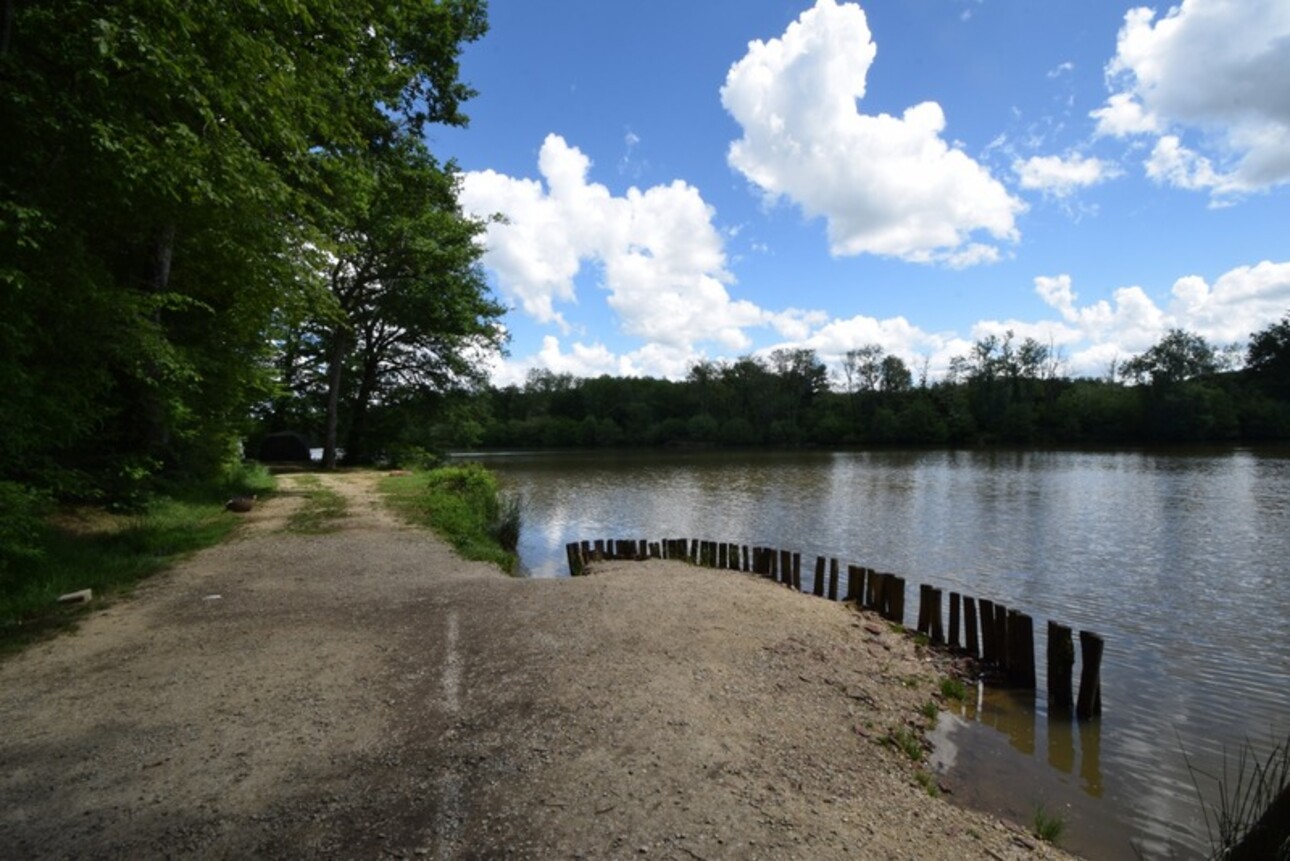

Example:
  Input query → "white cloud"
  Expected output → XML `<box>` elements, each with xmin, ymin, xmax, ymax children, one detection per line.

<box><xmin>1092</xmin><ymin>0</ymin><xmax>1290</xmax><ymax>197</ymax></box>
<box><xmin>1047</xmin><ymin>61</ymin><xmax>1075</xmax><ymax>79</ymax></box>
<box><xmin>1013</xmin><ymin>153</ymin><xmax>1122</xmax><ymax>197</ymax></box>
<box><xmin>462</xmin><ymin>134</ymin><xmax>795</xmax><ymax>353</ymax></box>
<box><xmin>720</xmin><ymin>0</ymin><xmax>1024</xmax><ymax>265</ymax></box>
<box><xmin>1032</xmin><ymin>262</ymin><xmax>1290</xmax><ymax>373</ymax></box>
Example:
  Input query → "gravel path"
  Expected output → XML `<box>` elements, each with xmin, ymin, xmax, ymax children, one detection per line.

<box><xmin>0</xmin><ymin>471</ymin><xmax>1076</xmax><ymax>859</ymax></box>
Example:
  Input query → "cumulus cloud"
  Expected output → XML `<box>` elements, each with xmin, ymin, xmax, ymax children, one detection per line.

<box><xmin>1092</xmin><ymin>0</ymin><xmax>1290</xmax><ymax>197</ymax></box>
<box><xmin>1013</xmin><ymin>153</ymin><xmax>1122</xmax><ymax>197</ymax></box>
<box><xmin>720</xmin><ymin>0</ymin><xmax>1024</xmax><ymax>265</ymax></box>
<box><xmin>1032</xmin><ymin>262</ymin><xmax>1290</xmax><ymax>373</ymax></box>
<box><xmin>462</xmin><ymin>134</ymin><xmax>789</xmax><ymax>353</ymax></box>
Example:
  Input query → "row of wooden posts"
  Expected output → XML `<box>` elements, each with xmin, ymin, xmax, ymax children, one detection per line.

<box><xmin>565</xmin><ymin>536</ymin><xmax>1104</xmax><ymax>721</ymax></box>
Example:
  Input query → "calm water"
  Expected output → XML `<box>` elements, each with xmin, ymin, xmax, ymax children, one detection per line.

<box><xmin>462</xmin><ymin>447</ymin><xmax>1290</xmax><ymax>859</ymax></box>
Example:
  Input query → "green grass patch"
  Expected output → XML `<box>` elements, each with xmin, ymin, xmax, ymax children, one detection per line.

<box><xmin>285</xmin><ymin>474</ymin><xmax>347</xmax><ymax>534</ymax></box>
<box><xmin>0</xmin><ymin>463</ymin><xmax>274</xmax><ymax>656</ymax></box>
<box><xmin>914</xmin><ymin>769</ymin><xmax>941</xmax><ymax>798</ymax></box>
<box><xmin>379</xmin><ymin>463</ymin><xmax>520</xmax><ymax>573</ymax></box>
<box><xmin>940</xmin><ymin>677</ymin><xmax>968</xmax><ymax>701</ymax></box>
<box><xmin>1031</xmin><ymin>803</ymin><xmax>1066</xmax><ymax>844</ymax></box>
<box><xmin>885</xmin><ymin>726</ymin><xmax>926</xmax><ymax>763</ymax></box>
<box><xmin>920</xmin><ymin>700</ymin><xmax>940</xmax><ymax>722</ymax></box>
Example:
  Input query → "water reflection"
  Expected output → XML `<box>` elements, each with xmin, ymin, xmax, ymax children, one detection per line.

<box><xmin>469</xmin><ymin>446</ymin><xmax>1290</xmax><ymax>859</ymax></box>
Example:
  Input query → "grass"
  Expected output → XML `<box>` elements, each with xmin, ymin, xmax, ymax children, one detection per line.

<box><xmin>940</xmin><ymin>677</ymin><xmax>968</xmax><ymax>701</ymax></box>
<box><xmin>886</xmin><ymin>726</ymin><xmax>926</xmax><ymax>763</ymax></box>
<box><xmin>1184</xmin><ymin>732</ymin><xmax>1290</xmax><ymax>860</ymax></box>
<box><xmin>920</xmin><ymin>700</ymin><xmax>940</xmax><ymax>722</ymax></box>
<box><xmin>914</xmin><ymin>769</ymin><xmax>941</xmax><ymax>798</ymax></box>
<box><xmin>0</xmin><ymin>463</ymin><xmax>274</xmax><ymax>656</ymax></box>
<box><xmin>379</xmin><ymin>463</ymin><xmax>520</xmax><ymax>573</ymax></box>
<box><xmin>285</xmin><ymin>474</ymin><xmax>347</xmax><ymax>534</ymax></box>
<box><xmin>1032</xmin><ymin>803</ymin><xmax>1066</xmax><ymax>844</ymax></box>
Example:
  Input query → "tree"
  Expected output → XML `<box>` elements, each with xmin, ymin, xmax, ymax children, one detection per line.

<box><xmin>1248</xmin><ymin>313</ymin><xmax>1290</xmax><ymax>396</ymax></box>
<box><xmin>1</xmin><ymin>0</ymin><xmax>489</xmax><ymax>497</ymax></box>
<box><xmin>313</xmin><ymin>142</ymin><xmax>505</xmax><ymax>467</ymax></box>
<box><xmin>879</xmin><ymin>355</ymin><xmax>913</xmax><ymax>392</ymax></box>
<box><xmin>1123</xmin><ymin>329</ymin><xmax>1219</xmax><ymax>385</ymax></box>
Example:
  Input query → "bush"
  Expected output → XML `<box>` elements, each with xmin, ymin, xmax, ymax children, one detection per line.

<box><xmin>381</xmin><ymin>463</ymin><xmax>520</xmax><ymax>573</ymax></box>
<box><xmin>0</xmin><ymin>481</ymin><xmax>51</xmax><ymax>574</ymax></box>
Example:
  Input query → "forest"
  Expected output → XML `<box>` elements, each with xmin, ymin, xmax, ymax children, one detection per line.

<box><xmin>383</xmin><ymin>323</ymin><xmax>1290</xmax><ymax>454</ymax></box>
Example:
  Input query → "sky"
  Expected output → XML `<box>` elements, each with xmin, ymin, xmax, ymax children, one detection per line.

<box><xmin>428</xmin><ymin>0</ymin><xmax>1290</xmax><ymax>386</ymax></box>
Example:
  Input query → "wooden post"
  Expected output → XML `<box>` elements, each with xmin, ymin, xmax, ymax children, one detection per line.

<box><xmin>865</xmin><ymin>570</ymin><xmax>878</xmax><ymax>611</ymax></box>
<box><xmin>916</xmin><ymin>584</ymin><xmax>930</xmax><ymax>636</ymax></box>
<box><xmin>827</xmin><ymin>559</ymin><xmax>840</xmax><ymax>601</ymax></box>
<box><xmin>742</xmin><ymin>545</ymin><xmax>750</xmax><ymax>572</ymax></box>
<box><xmin>689</xmin><ymin>540</ymin><xmax>699</xmax><ymax>564</ymax></box>
<box><xmin>846</xmin><ymin>565</ymin><xmax>864</xmax><ymax>603</ymax></box>
<box><xmin>769</xmin><ymin>549</ymin><xmax>779</xmax><ymax>580</ymax></box>
<box><xmin>963</xmin><ymin>596</ymin><xmax>979</xmax><ymax>658</ymax></box>
<box><xmin>993</xmin><ymin>603</ymin><xmax>1009</xmax><ymax>674</ymax></box>
<box><xmin>889</xmin><ymin>576</ymin><xmax>905</xmax><ymax>625</ymax></box>
<box><xmin>593</xmin><ymin>539</ymin><xmax>605</xmax><ymax>561</ymax></box>
<box><xmin>718</xmin><ymin>543</ymin><xmax>727</xmax><ymax>569</ymax></box>
<box><xmin>978</xmin><ymin>599</ymin><xmax>995</xmax><ymax>664</ymax></box>
<box><xmin>1076</xmin><ymin>631</ymin><xmax>1104</xmax><ymax>720</ymax></box>
<box><xmin>1011</xmin><ymin>611</ymin><xmax>1036</xmax><ymax>689</ymax></box>
<box><xmin>948</xmin><ymin>592</ymin><xmax>961</xmax><ymax>650</ymax></box>
<box><xmin>930</xmin><ymin>588</ymin><xmax>944</xmax><ymax>645</ymax></box>
<box><xmin>812</xmin><ymin>557</ymin><xmax>826</xmax><ymax>597</ymax></box>
<box><xmin>1048</xmin><ymin>622</ymin><xmax>1074</xmax><ymax>713</ymax></box>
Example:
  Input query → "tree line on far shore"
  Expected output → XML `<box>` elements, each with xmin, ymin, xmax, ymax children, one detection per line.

<box><xmin>370</xmin><ymin>319</ymin><xmax>1290</xmax><ymax>455</ymax></box>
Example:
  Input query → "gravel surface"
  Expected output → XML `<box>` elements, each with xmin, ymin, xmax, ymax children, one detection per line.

<box><xmin>0</xmin><ymin>471</ymin><xmax>1077</xmax><ymax>860</ymax></box>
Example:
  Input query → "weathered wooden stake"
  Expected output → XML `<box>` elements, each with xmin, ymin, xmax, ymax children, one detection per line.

<box><xmin>963</xmin><ymin>596</ymin><xmax>979</xmax><ymax>658</ymax></box>
<box><xmin>948</xmin><ymin>592</ymin><xmax>961</xmax><ymax>650</ymax></box>
<box><xmin>1010</xmin><ymin>611</ymin><xmax>1036</xmax><ymax>689</ymax></box>
<box><xmin>827</xmin><ymin>559</ymin><xmax>840</xmax><ymax>601</ymax></box>
<box><xmin>846</xmin><ymin>565</ymin><xmax>864</xmax><ymax>603</ymax></box>
<box><xmin>1047</xmin><ymin>621</ymin><xmax>1074</xmax><ymax>713</ymax></box>
<box><xmin>889</xmin><ymin>576</ymin><xmax>905</xmax><ymax>625</ymax></box>
<box><xmin>916</xmin><ymin>584</ymin><xmax>931</xmax><ymax>636</ymax></box>
<box><xmin>978</xmin><ymin>599</ymin><xmax>995</xmax><ymax>663</ymax></box>
<box><xmin>812</xmin><ymin>557</ymin><xmax>826</xmax><ymax>597</ymax></box>
<box><xmin>1076</xmin><ymin>631</ymin><xmax>1104</xmax><ymax>720</ymax></box>
<box><xmin>791</xmin><ymin>554</ymin><xmax>802</xmax><ymax>591</ymax></box>
<box><xmin>718</xmin><ymin>543</ymin><xmax>727</xmax><ymax>569</ymax></box>
<box><xmin>993</xmin><ymin>603</ymin><xmax>1009</xmax><ymax>674</ymax></box>
<box><xmin>742</xmin><ymin>545</ymin><xmax>750</xmax><ymax>572</ymax></box>
<box><xmin>930</xmin><ymin>588</ymin><xmax>944</xmax><ymax>644</ymax></box>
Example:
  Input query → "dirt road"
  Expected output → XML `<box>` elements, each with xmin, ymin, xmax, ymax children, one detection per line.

<box><xmin>0</xmin><ymin>472</ymin><xmax>1072</xmax><ymax>859</ymax></box>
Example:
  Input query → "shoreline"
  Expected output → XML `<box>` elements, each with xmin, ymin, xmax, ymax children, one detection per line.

<box><xmin>0</xmin><ymin>472</ymin><xmax>1077</xmax><ymax>859</ymax></box>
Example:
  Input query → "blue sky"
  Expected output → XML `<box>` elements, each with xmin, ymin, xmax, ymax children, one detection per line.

<box><xmin>430</xmin><ymin>0</ymin><xmax>1290</xmax><ymax>385</ymax></box>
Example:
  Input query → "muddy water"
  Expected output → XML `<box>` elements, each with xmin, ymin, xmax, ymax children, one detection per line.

<box><xmin>467</xmin><ymin>446</ymin><xmax>1290</xmax><ymax>859</ymax></box>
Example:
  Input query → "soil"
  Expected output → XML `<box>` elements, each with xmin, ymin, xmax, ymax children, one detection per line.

<box><xmin>0</xmin><ymin>471</ymin><xmax>1076</xmax><ymax>860</ymax></box>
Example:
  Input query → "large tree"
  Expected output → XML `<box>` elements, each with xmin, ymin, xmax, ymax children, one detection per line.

<box><xmin>313</xmin><ymin>141</ymin><xmax>505</xmax><ymax>468</ymax></box>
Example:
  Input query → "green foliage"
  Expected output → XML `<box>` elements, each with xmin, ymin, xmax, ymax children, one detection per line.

<box><xmin>940</xmin><ymin>678</ymin><xmax>968</xmax><ymax>701</ymax></box>
<box><xmin>1031</xmin><ymin>803</ymin><xmax>1066</xmax><ymax>844</ymax></box>
<box><xmin>1123</xmin><ymin>329</ymin><xmax>1221</xmax><ymax>386</ymax></box>
<box><xmin>0</xmin><ymin>482</ymin><xmax>52</xmax><ymax>573</ymax></box>
<box><xmin>1186</xmin><ymin>733</ymin><xmax>1290</xmax><ymax>861</ymax></box>
<box><xmin>920</xmin><ymin>700</ymin><xmax>940</xmax><ymax>722</ymax></box>
<box><xmin>380</xmin><ymin>464</ymin><xmax>519</xmax><ymax>573</ymax></box>
<box><xmin>0</xmin><ymin>468</ymin><xmax>275</xmax><ymax>654</ymax></box>
<box><xmin>1</xmin><ymin>0</ymin><xmax>490</xmax><ymax>500</ymax></box>
<box><xmin>885</xmin><ymin>726</ymin><xmax>926</xmax><ymax>762</ymax></box>
<box><xmin>914</xmin><ymin>769</ymin><xmax>941</xmax><ymax>798</ymax></box>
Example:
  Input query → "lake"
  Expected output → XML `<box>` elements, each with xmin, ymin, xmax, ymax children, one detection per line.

<box><xmin>458</xmin><ymin>446</ymin><xmax>1290</xmax><ymax>859</ymax></box>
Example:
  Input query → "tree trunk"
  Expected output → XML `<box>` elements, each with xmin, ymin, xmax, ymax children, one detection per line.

<box><xmin>322</xmin><ymin>329</ymin><xmax>348</xmax><ymax>470</ymax></box>
<box><xmin>342</xmin><ymin>358</ymin><xmax>379</xmax><ymax>466</ymax></box>
<box><xmin>142</xmin><ymin>223</ymin><xmax>177</xmax><ymax>461</ymax></box>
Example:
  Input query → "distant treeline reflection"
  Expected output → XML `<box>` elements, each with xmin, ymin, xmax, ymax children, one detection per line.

<box><xmin>417</xmin><ymin>323</ymin><xmax>1290</xmax><ymax>450</ymax></box>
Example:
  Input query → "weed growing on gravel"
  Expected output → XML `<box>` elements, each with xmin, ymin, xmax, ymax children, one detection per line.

<box><xmin>1185</xmin><ymin>732</ymin><xmax>1290</xmax><ymax>859</ymax></box>
<box><xmin>286</xmin><ymin>475</ymin><xmax>346</xmax><ymax>534</ymax></box>
<box><xmin>1032</xmin><ymin>803</ymin><xmax>1065</xmax><ymax>844</ymax></box>
<box><xmin>886</xmin><ymin>726</ymin><xmax>925</xmax><ymax>763</ymax></box>
<box><xmin>940</xmin><ymin>678</ymin><xmax>968</xmax><ymax>701</ymax></box>
<box><xmin>914</xmin><ymin>770</ymin><xmax>941</xmax><ymax>798</ymax></box>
